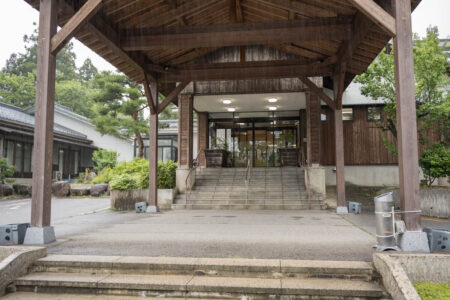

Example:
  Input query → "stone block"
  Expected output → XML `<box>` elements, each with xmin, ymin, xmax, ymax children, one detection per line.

<box><xmin>0</xmin><ymin>184</ymin><xmax>13</xmax><ymax>197</ymax></box>
<box><xmin>90</xmin><ymin>184</ymin><xmax>109</xmax><ymax>196</ymax></box>
<box><xmin>51</xmin><ymin>181</ymin><xmax>70</xmax><ymax>197</ymax></box>
<box><xmin>23</xmin><ymin>227</ymin><xmax>56</xmax><ymax>245</ymax></box>
<box><xmin>397</xmin><ymin>231</ymin><xmax>430</xmax><ymax>253</ymax></box>
<box><xmin>70</xmin><ymin>187</ymin><xmax>90</xmax><ymax>196</ymax></box>
<box><xmin>12</xmin><ymin>184</ymin><xmax>31</xmax><ymax>196</ymax></box>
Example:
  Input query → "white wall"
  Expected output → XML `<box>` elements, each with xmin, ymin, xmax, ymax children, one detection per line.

<box><xmin>54</xmin><ymin>111</ymin><xmax>134</xmax><ymax>162</ymax></box>
<box><xmin>325</xmin><ymin>165</ymin><xmax>400</xmax><ymax>187</ymax></box>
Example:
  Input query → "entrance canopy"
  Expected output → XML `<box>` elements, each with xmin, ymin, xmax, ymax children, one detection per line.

<box><xmin>25</xmin><ymin>0</ymin><xmax>419</xmax><ymax>94</ymax></box>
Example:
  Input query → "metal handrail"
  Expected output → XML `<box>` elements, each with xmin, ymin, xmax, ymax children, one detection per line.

<box><xmin>245</xmin><ymin>156</ymin><xmax>252</xmax><ymax>186</ymax></box>
<box><xmin>185</xmin><ymin>149</ymin><xmax>203</xmax><ymax>205</ymax></box>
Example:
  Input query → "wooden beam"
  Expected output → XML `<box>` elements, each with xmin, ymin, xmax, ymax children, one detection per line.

<box><xmin>157</xmin><ymin>81</ymin><xmax>190</xmax><ymax>114</ymax></box>
<box><xmin>51</xmin><ymin>0</ymin><xmax>102</xmax><ymax>54</ymax></box>
<box><xmin>31</xmin><ymin>0</ymin><xmax>58</xmax><ymax>228</ymax></box>
<box><xmin>299</xmin><ymin>77</ymin><xmax>335</xmax><ymax>110</ymax></box>
<box><xmin>348</xmin><ymin>0</ymin><xmax>396</xmax><ymax>36</ymax></box>
<box><xmin>392</xmin><ymin>0</ymin><xmax>421</xmax><ymax>231</ymax></box>
<box><xmin>159</xmin><ymin>60</ymin><xmax>333</xmax><ymax>82</ymax></box>
<box><xmin>255</xmin><ymin>0</ymin><xmax>336</xmax><ymax>18</ymax></box>
<box><xmin>121</xmin><ymin>18</ymin><xmax>352</xmax><ymax>51</ymax></box>
<box><xmin>56</xmin><ymin>0</ymin><xmax>157</xmax><ymax>82</ymax></box>
<box><xmin>143</xmin><ymin>74</ymin><xmax>156</xmax><ymax>115</ymax></box>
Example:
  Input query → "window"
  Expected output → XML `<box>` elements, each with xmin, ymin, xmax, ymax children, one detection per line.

<box><xmin>321</xmin><ymin>113</ymin><xmax>327</xmax><ymax>121</ymax></box>
<box><xmin>367</xmin><ymin>106</ymin><xmax>382</xmax><ymax>121</ymax></box>
<box><xmin>342</xmin><ymin>108</ymin><xmax>353</xmax><ymax>121</ymax></box>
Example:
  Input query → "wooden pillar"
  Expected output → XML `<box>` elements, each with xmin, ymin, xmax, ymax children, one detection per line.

<box><xmin>178</xmin><ymin>94</ymin><xmax>194</xmax><ymax>168</ymax></box>
<box><xmin>306</xmin><ymin>91</ymin><xmax>321</xmax><ymax>165</ymax></box>
<box><xmin>31</xmin><ymin>0</ymin><xmax>58</xmax><ymax>227</ymax></box>
<box><xmin>334</xmin><ymin>64</ymin><xmax>346</xmax><ymax>210</ymax></box>
<box><xmin>392</xmin><ymin>0</ymin><xmax>421</xmax><ymax>230</ymax></box>
<box><xmin>197</xmin><ymin>112</ymin><xmax>209</xmax><ymax>167</ymax></box>
<box><xmin>148</xmin><ymin>80</ymin><xmax>158</xmax><ymax>208</ymax></box>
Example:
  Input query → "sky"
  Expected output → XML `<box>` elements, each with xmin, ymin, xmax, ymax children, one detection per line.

<box><xmin>0</xmin><ymin>0</ymin><xmax>449</xmax><ymax>72</ymax></box>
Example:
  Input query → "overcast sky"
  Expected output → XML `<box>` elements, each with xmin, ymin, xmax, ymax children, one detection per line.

<box><xmin>0</xmin><ymin>0</ymin><xmax>449</xmax><ymax>72</ymax></box>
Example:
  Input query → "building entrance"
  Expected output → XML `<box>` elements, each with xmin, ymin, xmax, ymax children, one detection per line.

<box><xmin>209</xmin><ymin>111</ymin><xmax>300</xmax><ymax>167</ymax></box>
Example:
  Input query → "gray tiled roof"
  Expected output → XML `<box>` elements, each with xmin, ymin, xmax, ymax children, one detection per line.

<box><xmin>0</xmin><ymin>102</ymin><xmax>87</xmax><ymax>139</ymax></box>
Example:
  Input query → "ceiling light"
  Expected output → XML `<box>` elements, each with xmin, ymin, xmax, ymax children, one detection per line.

<box><xmin>222</xmin><ymin>99</ymin><xmax>232</xmax><ymax>105</ymax></box>
<box><xmin>268</xmin><ymin>98</ymin><xmax>278</xmax><ymax>103</ymax></box>
<box><xmin>227</xmin><ymin>107</ymin><xmax>236</xmax><ymax>112</ymax></box>
<box><xmin>268</xmin><ymin>106</ymin><xmax>277</xmax><ymax>111</ymax></box>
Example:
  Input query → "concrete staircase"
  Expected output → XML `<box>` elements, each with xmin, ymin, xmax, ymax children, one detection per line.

<box><xmin>174</xmin><ymin>167</ymin><xmax>325</xmax><ymax>210</ymax></box>
<box><xmin>5</xmin><ymin>255</ymin><xmax>389</xmax><ymax>299</ymax></box>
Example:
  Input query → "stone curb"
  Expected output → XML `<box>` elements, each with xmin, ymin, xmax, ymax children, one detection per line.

<box><xmin>373</xmin><ymin>253</ymin><xmax>420</xmax><ymax>300</ymax></box>
<box><xmin>0</xmin><ymin>246</ymin><xmax>47</xmax><ymax>296</ymax></box>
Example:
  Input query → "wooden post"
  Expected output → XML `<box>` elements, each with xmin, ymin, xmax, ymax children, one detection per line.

<box><xmin>148</xmin><ymin>80</ymin><xmax>158</xmax><ymax>209</ymax></box>
<box><xmin>178</xmin><ymin>94</ymin><xmax>194</xmax><ymax>167</ymax></box>
<box><xmin>392</xmin><ymin>0</ymin><xmax>421</xmax><ymax>231</ymax></box>
<box><xmin>305</xmin><ymin>91</ymin><xmax>321</xmax><ymax>165</ymax></box>
<box><xmin>333</xmin><ymin>64</ymin><xmax>347</xmax><ymax>212</ymax></box>
<box><xmin>31</xmin><ymin>0</ymin><xmax>58</xmax><ymax>228</ymax></box>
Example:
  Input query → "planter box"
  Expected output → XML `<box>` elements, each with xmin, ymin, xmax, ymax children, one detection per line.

<box><xmin>110</xmin><ymin>188</ymin><xmax>177</xmax><ymax>211</ymax></box>
<box><xmin>204</xmin><ymin>149</ymin><xmax>228</xmax><ymax>167</ymax></box>
<box><xmin>279</xmin><ymin>148</ymin><xmax>298</xmax><ymax>167</ymax></box>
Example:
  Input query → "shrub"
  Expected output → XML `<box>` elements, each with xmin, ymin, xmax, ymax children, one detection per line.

<box><xmin>92</xmin><ymin>149</ymin><xmax>118</xmax><ymax>173</ymax></box>
<box><xmin>0</xmin><ymin>158</ymin><xmax>15</xmax><ymax>184</ymax></box>
<box><xmin>419</xmin><ymin>143</ymin><xmax>450</xmax><ymax>186</ymax></box>
<box><xmin>93</xmin><ymin>158</ymin><xmax>177</xmax><ymax>190</ymax></box>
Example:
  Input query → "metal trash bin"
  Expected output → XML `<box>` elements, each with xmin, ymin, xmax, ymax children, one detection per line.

<box><xmin>374</xmin><ymin>192</ymin><xmax>398</xmax><ymax>251</ymax></box>
<box><xmin>0</xmin><ymin>223</ymin><xmax>30</xmax><ymax>245</ymax></box>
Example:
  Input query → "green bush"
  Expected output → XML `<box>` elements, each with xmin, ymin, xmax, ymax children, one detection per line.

<box><xmin>92</xmin><ymin>149</ymin><xmax>118</xmax><ymax>173</ymax></box>
<box><xmin>0</xmin><ymin>157</ymin><xmax>15</xmax><ymax>184</ymax></box>
<box><xmin>414</xmin><ymin>282</ymin><xmax>450</xmax><ymax>300</ymax></box>
<box><xmin>419</xmin><ymin>143</ymin><xmax>450</xmax><ymax>186</ymax></box>
<box><xmin>93</xmin><ymin>158</ymin><xmax>177</xmax><ymax>190</ymax></box>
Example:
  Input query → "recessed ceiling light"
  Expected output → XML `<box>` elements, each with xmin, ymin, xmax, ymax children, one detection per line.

<box><xmin>268</xmin><ymin>106</ymin><xmax>277</xmax><ymax>111</ymax></box>
<box><xmin>227</xmin><ymin>107</ymin><xmax>236</xmax><ymax>112</ymax></box>
<box><xmin>268</xmin><ymin>98</ymin><xmax>278</xmax><ymax>103</ymax></box>
<box><xmin>222</xmin><ymin>99</ymin><xmax>232</xmax><ymax>104</ymax></box>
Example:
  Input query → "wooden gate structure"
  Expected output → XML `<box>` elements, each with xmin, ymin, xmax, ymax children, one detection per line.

<box><xmin>23</xmin><ymin>0</ymin><xmax>422</xmax><ymax>243</ymax></box>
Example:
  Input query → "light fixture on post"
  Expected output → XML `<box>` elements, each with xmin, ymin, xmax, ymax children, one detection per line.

<box><xmin>268</xmin><ymin>106</ymin><xmax>277</xmax><ymax>111</ymax></box>
<box><xmin>268</xmin><ymin>98</ymin><xmax>278</xmax><ymax>103</ymax></box>
<box><xmin>227</xmin><ymin>107</ymin><xmax>236</xmax><ymax>112</ymax></box>
<box><xmin>222</xmin><ymin>99</ymin><xmax>232</xmax><ymax>105</ymax></box>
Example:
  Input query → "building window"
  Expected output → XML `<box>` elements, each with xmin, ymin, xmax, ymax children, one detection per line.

<box><xmin>321</xmin><ymin>112</ymin><xmax>327</xmax><ymax>121</ymax></box>
<box><xmin>367</xmin><ymin>106</ymin><xmax>382</xmax><ymax>121</ymax></box>
<box><xmin>342</xmin><ymin>108</ymin><xmax>353</xmax><ymax>121</ymax></box>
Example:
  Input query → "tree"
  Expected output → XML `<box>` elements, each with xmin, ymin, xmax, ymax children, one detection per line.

<box><xmin>55</xmin><ymin>80</ymin><xmax>97</xmax><ymax>119</ymax></box>
<box><xmin>419</xmin><ymin>143</ymin><xmax>450</xmax><ymax>186</ymax></box>
<box><xmin>92</xmin><ymin>149</ymin><xmax>118</xmax><ymax>173</ymax></box>
<box><xmin>0</xmin><ymin>72</ymin><xmax>36</xmax><ymax>108</ymax></box>
<box><xmin>78</xmin><ymin>58</ymin><xmax>98</xmax><ymax>82</ymax></box>
<box><xmin>0</xmin><ymin>158</ymin><xmax>15</xmax><ymax>184</ymax></box>
<box><xmin>355</xmin><ymin>27</ymin><xmax>450</xmax><ymax>154</ymax></box>
<box><xmin>91</xmin><ymin>72</ymin><xmax>148</xmax><ymax>157</ymax></box>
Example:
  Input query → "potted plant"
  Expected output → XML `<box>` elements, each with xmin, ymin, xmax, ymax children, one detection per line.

<box><xmin>278</xmin><ymin>132</ymin><xmax>298</xmax><ymax>166</ymax></box>
<box><xmin>204</xmin><ymin>136</ymin><xmax>228</xmax><ymax>167</ymax></box>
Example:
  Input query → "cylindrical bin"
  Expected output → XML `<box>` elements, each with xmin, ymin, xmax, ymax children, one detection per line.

<box><xmin>374</xmin><ymin>192</ymin><xmax>398</xmax><ymax>251</ymax></box>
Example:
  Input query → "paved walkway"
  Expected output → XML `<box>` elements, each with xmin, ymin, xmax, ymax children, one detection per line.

<box><xmin>46</xmin><ymin>209</ymin><xmax>377</xmax><ymax>261</ymax></box>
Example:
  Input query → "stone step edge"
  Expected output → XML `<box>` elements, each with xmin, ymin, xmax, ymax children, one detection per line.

<box><xmin>15</xmin><ymin>273</ymin><xmax>384</xmax><ymax>297</ymax></box>
<box><xmin>33</xmin><ymin>255</ymin><xmax>372</xmax><ymax>275</ymax></box>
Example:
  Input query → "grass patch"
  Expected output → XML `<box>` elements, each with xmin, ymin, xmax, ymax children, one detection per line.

<box><xmin>414</xmin><ymin>282</ymin><xmax>450</xmax><ymax>300</ymax></box>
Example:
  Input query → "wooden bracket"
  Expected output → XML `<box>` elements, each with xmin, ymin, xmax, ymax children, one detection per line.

<box><xmin>348</xmin><ymin>0</ymin><xmax>396</xmax><ymax>37</ymax></box>
<box><xmin>299</xmin><ymin>77</ymin><xmax>336</xmax><ymax>111</ymax></box>
<box><xmin>51</xmin><ymin>0</ymin><xmax>103</xmax><ymax>54</ymax></box>
<box><xmin>157</xmin><ymin>81</ymin><xmax>190</xmax><ymax>114</ymax></box>
<box><xmin>143</xmin><ymin>73</ymin><xmax>157</xmax><ymax>115</ymax></box>
<box><xmin>333</xmin><ymin>63</ymin><xmax>347</xmax><ymax>109</ymax></box>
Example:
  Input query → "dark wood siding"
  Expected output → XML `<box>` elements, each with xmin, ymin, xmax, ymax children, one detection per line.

<box><xmin>320</xmin><ymin>106</ymin><xmax>398</xmax><ymax>165</ymax></box>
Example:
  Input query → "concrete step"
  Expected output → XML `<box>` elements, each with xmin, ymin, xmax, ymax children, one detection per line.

<box><xmin>14</xmin><ymin>273</ymin><xmax>384</xmax><ymax>299</ymax></box>
<box><xmin>13</xmin><ymin>255</ymin><xmax>384</xmax><ymax>299</ymax></box>
<box><xmin>1</xmin><ymin>292</ymin><xmax>210</xmax><ymax>299</ymax></box>
<box><xmin>173</xmin><ymin>204</ymin><xmax>326</xmax><ymax>210</ymax></box>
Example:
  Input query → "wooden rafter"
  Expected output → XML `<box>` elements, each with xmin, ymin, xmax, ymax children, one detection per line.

<box><xmin>51</xmin><ymin>0</ymin><xmax>103</xmax><ymax>54</ymax></box>
<box><xmin>157</xmin><ymin>81</ymin><xmax>191</xmax><ymax>114</ymax></box>
<box><xmin>121</xmin><ymin>18</ymin><xmax>352</xmax><ymax>51</ymax></box>
<box><xmin>348</xmin><ymin>0</ymin><xmax>396</xmax><ymax>37</ymax></box>
<box><xmin>299</xmin><ymin>77</ymin><xmax>336</xmax><ymax>110</ymax></box>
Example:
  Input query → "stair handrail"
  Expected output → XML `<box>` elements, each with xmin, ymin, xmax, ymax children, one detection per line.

<box><xmin>302</xmin><ymin>160</ymin><xmax>312</xmax><ymax>210</ymax></box>
<box><xmin>185</xmin><ymin>149</ymin><xmax>203</xmax><ymax>205</ymax></box>
<box><xmin>245</xmin><ymin>156</ymin><xmax>252</xmax><ymax>186</ymax></box>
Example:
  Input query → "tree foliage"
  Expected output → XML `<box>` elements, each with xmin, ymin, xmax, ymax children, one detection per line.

<box><xmin>419</xmin><ymin>143</ymin><xmax>450</xmax><ymax>186</ymax></box>
<box><xmin>355</xmin><ymin>27</ymin><xmax>450</xmax><ymax>154</ymax></box>
<box><xmin>0</xmin><ymin>158</ymin><xmax>15</xmax><ymax>184</ymax></box>
<box><xmin>92</xmin><ymin>149</ymin><xmax>118</xmax><ymax>173</ymax></box>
